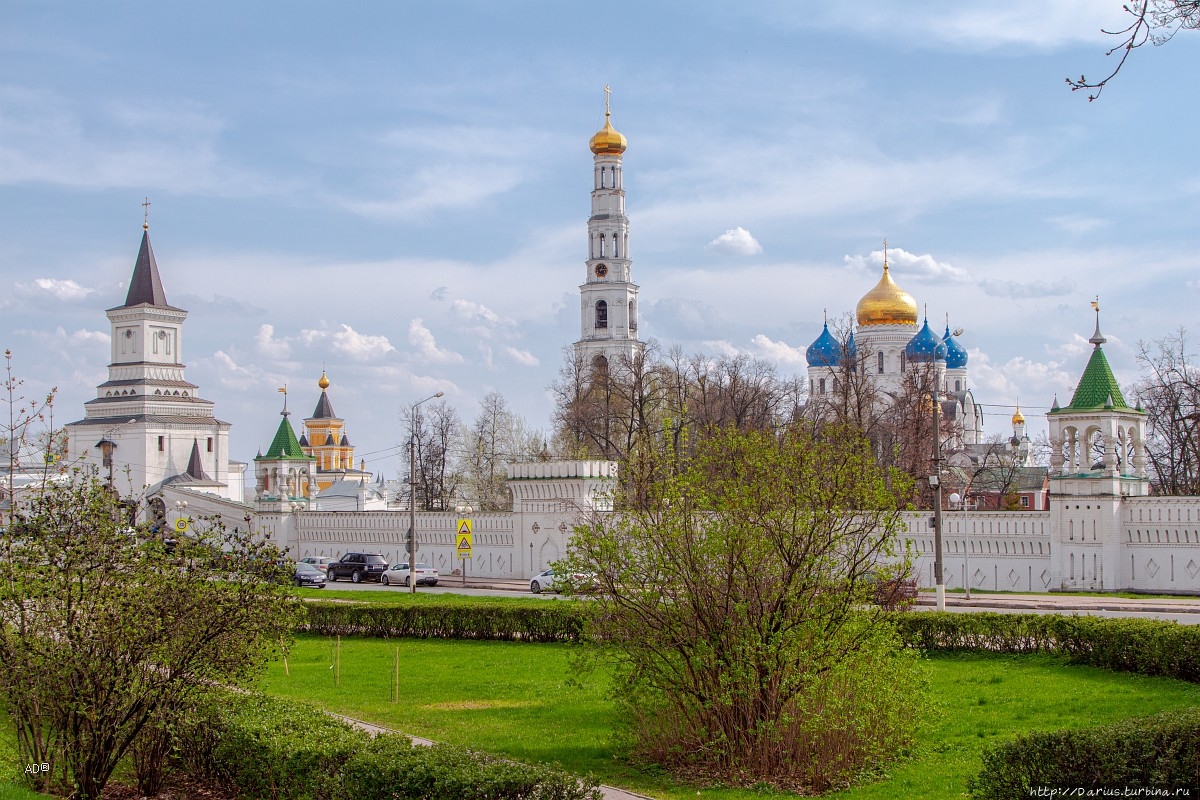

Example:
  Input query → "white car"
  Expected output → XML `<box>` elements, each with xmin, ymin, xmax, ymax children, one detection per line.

<box><xmin>300</xmin><ymin>556</ymin><xmax>338</xmax><ymax>570</ymax></box>
<box><xmin>530</xmin><ymin>568</ymin><xmax>597</xmax><ymax>594</ymax></box>
<box><xmin>382</xmin><ymin>562</ymin><xmax>439</xmax><ymax>587</ymax></box>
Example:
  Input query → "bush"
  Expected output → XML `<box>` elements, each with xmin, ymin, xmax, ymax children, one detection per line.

<box><xmin>299</xmin><ymin>600</ymin><xmax>587</xmax><ymax>642</ymax></box>
<box><xmin>895</xmin><ymin>612</ymin><xmax>1200</xmax><ymax>682</ymax></box>
<box><xmin>178</xmin><ymin>690</ymin><xmax>600</xmax><ymax>800</ymax></box>
<box><xmin>969</xmin><ymin>707</ymin><xmax>1200</xmax><ymax>798</ymax></box>
<box><xmin>178</xmin><ymin>691</ymin><xmax>369</xmax><ymax>799</ymax></box>
<box><xmin>337</xmin><ymin>734</ymin><xmax>601</xmax><ymax>800</ymax></box>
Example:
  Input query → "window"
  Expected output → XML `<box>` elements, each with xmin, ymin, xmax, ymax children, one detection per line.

<box><xmin>157</xmin><ymin>436</ymin><xmax>165</xmax><ymax>452</ymax></box>
<box><xmin>818</xmin><ymin>378</ymin><xmax>826</xmax><ymax>394</ymax></box>
<box><xmin>877</xmin><ymin>351</ymin><xmax>884</xmax><ymax>374</ymax></box>
<box><xmin>596</xmin><ymin>300</ymin><xmax>608</xmax><ymax>329</ymax></box>
<box><xmin>1020</xmin><ymin>496</ymin><xmax>1029</xmax><ymax>508</ymax></box>
<box><xmin>207</xmin><ymin>437</ymin><xmax>214</xmax><ymax>453</ymax></box>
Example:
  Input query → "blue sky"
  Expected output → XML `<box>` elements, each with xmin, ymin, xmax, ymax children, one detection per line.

<box><xmin>2</xmin><ymin>1</ymin><xmax>1198</xmax><ymax>479</ymax></box>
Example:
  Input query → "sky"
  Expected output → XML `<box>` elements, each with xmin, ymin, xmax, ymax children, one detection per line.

<box><xmin>2</xmin><ymin>1</ymin><xmax>1199</xmax><ymax>480</ymax></box>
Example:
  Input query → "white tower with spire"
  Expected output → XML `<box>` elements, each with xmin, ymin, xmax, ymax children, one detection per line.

<box><xmin>575</xmin><ymin>87</ymin><xmax>643</xmax><ymax>369</ymax></box>
<box><xmin>66</xmin><ymin>213</ymin><xmax>244</xmax><ymax>501</ymax></box>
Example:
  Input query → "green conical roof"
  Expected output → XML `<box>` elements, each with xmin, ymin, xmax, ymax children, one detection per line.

<box><xmin>256</xmin><ymin>415</ymin><xmax>315</xmax><ymax>461</ymax></box>
<box><xmin>1056</xmin><ymin>345</ymin><xmax>1132</xmax><ymax>413</ymax></box>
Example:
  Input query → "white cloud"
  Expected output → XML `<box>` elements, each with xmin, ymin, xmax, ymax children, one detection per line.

<box><xmin>750</xmin><ymin>334</ymin><xmax>805</xmax><ymax>366</ymax></box>
<box><xmin>706</xmin><ymin>227</ymin><xmax>763</xmax><ymax>256</ymax></box>
<box><xmin>407</xmin><ymin>319</ymin><xmax>464</xmax><ymax>364</ymax></box>
<box><xmin>330</xmin><ymin>324</ymin><xmax>396</xmax><ymax>361</ymax></box>
<box><xmin>978</xmin><ymin>277</ymin><xmax>1076</xmax><ymax>299</ymax></box>
<box><xmin>843</xmin><ymin>246</ymin><xmax>970</xmax><ymax>283</ymax></box>
<box><xmin>699</xmin><ymin>340</ymin><xmax>741</xmax><ymax>358</ymax></box>
<box><xmin>13</xmin><ymin>278</ymin><xmax>94</xmax><ymax>303</ymax></box>
<box><xmin>15</xmin><ymin>326</ymin><xmax>108</xmax><ymax>346</ymax></box>
<box><xmin>204</xmin><ymin>350</ymin><xmax>263</xmax><ymax>391</ymax></box>
<box><xmin>255</xmin><ymin>324</ymin><xmax>291</xmax><ymax>359</ymax></box>
<box><xmin>504</xmin><ymin>347</ymin><xmax>539</xmax><ymax>367</ymax></box>
<box><xmin>450</xmin><ymin>298</ymin><xmax>504</xmax><ymax>324</ymax></box>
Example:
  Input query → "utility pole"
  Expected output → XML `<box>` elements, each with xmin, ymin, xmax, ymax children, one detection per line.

<box><xmin>931</xmin><ymin>388</ymin><xmax>945</xmax><ymax>611</ymax></box>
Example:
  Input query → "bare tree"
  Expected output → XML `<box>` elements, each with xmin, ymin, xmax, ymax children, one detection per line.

<box><xmin>1134</xmin><ymin>328</ymin><xmax>1200</xmax><ymax>495</ymax></box>
<box><xmin>1069</xmin><ymin>1</ymin><xmax>1200</xmax><ymax>100</ymax></box>
<box><xmin>459</xmin><ymin>391</ymin><xmax>543</xmax><ymax>511</ymax></box>
<box><xmin>403</xmin><ymin>400</ymin><xmax>461</xmax><ymax>511</ymax></box>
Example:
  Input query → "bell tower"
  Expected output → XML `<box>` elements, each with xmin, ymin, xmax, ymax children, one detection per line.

<box><xmin>575</xmin><ymin>86</ymin><xmax>643</xmax><ymax>370</ymax></box>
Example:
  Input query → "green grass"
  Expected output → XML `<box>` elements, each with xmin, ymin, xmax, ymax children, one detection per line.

<box><xmin>0</xmin><ymin>710</ymin><xmax>54</xmax><ymax>800</ymax></box>
<box><xmin>260</xmin><ymin>636</ymin><xmax>1200</xmax><ymax>799</ymax></box>
<box><xmin>295</xmin><ymin>587</ymin><xmax>564</xmax><ymax>608</ymax></box>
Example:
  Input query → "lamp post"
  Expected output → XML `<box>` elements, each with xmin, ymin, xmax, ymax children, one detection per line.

<box><xmin>408</xmin><ymin>391</ymin><xmax>443</xmax><ymax>594</ymax></box>
<box><xmin>930</xmin><ymin>388</ymin><xmax>945</xmax><ymax>612</ymax></box>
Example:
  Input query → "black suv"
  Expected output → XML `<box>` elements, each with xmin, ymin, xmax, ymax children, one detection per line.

<box><xmin>326</xmin><ymin>552</ymin><xmax>389</xmax><ymax>583</ymax></box>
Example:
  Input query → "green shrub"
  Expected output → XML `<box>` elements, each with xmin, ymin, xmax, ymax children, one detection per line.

<box><xmin>969</xmin><ymin>707</ymin><xmax>1200</xmax><ymax>798</ymax></box>
<box><xmin>336</xmin><ymin>734</ymin><xmax>601</xmax><ymax>800</ymax></box>
<box><xmin>300</xmin><ymin>601</ymin><xmax>587</xmax><ymax>642</ymax></box>
<box><xmin>895</xmin><ymin>612</ymin><xmax>1200</xmax><ymax>682</ymax></box>
<box><xmin>178</xmin><ymin>690</ymin><xmax>369</xmax><ymax>799</ymax></box>
<box><xmin>178</xmin><ymin>690</ymin><xmax>599</xmax><ymax>800</ymax></box>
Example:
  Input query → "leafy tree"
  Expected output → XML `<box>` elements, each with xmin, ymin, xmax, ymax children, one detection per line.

<box><xmin>403</xmin><ymin>400</ymin><xmax>461</xmax><ymax>511</ymax></box>
<box><xmin>1069</xmin><ymin>1</ymin><xmax>1200</xmax><ymax>100</ymax></box>
<box><xmin>0</xmin><ymin>473</ymin><xmax>301</xmax><ymax>800</ymax></box>
<box><xmin>565</xmin><ymin>425</ymin><xmax>927</xmax><ymax>792</ymax></box>
<box><xmin>1134</xmin><ymin>328</ymin><xmax>1200</xmax><ymax>495</ymax></box>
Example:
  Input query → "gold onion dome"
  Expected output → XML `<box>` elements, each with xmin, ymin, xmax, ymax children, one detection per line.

<box><xmin>1012</xmin><ymin>405</ymin><xmax>1025</xmax><ymax>426</ymax></box>
<box><xmin>856</xmin><ymin>263</ymin><xmax>918</xmax><ymax>327</ymax></box>
<box><xmin>318</xmin><ymin>371</ymin><xmax>330</xmax><ymax>390</ymax></box>
<box><xmin>589</xmin><ymin>112</ymin><xmax>627</xmax><ymax>155</ymax></box>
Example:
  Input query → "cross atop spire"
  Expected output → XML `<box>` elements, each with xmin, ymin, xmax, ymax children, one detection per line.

<box><xmin>882</xmin><ymin>238</ymin><xmax>889</xmax><ymax>271</ymax></box>
<box><xmin>604</xmin><ymin>84</ymin><xmax>612</xmax><ymax>117</ymax></box>
<box><xmin>142</xmin><ymin>197</ymin><xmax>151</xmax><ymax>230</ymax></box>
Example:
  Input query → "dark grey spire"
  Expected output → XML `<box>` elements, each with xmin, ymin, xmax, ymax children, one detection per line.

<box><xmin>312</xmin><ymin>391</ymin><xmax>336</xmax><ymax>419</ymax></box>
<box><xmin>185</xmin><ymin>439</ymin><xmax>212</xmax><ymax>481</ymax></box>
<box><xmin>122</xmin><ymin>229</ymin><xmax>170</xmax><ymax>308</ymax></box>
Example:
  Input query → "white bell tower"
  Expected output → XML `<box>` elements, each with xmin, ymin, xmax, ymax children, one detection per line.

<box><xmin>575</xmin><ymin>86</ymin><xmax>643</xmax><ymax>369</ymax></box>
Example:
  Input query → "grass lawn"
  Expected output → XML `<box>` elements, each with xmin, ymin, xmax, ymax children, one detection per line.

<box><xmin>0</xmin><ymin>710</ymin><xmax>54</xmax><ymax>800</ymax></box>
<box><xmin>259</xmin><ymin>635</ymin><xmax>1200</xmax><ymax>799</ymax></box>
<box><xmin>295</xmin><ymin>587</ymin><xmax>566</xmax><ymax>608</ymax></box>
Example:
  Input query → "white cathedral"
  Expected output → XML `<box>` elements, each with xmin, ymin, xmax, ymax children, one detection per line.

<box><xmin>50</xmin><ymin>91</ymin><xmax>1200</xmax><ymax>594</ymax></box>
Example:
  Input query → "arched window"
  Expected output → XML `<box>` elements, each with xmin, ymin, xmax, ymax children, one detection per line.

<box><xmin>955</xmin><ymin>379</ymin><xmax>962</xmax><ymax>391</ymax></box>
<box><xmin>877</xmin><ymin>351</ymin><xmax>884</xmax><ymax>374</ymax></box>
<box><xmin>596</xmin><ymin>300</ymin><xmax>608</xmax><ymax>329</ymax></box>
<box><xmin>629</xmin><ymin>300</ymin><xmax>637</xmax><ymax>331</ymax></box>
<box><xmin>818</xmin><ymin>378</ymin><xmax>826</xmax><ymax>395</ymax></box>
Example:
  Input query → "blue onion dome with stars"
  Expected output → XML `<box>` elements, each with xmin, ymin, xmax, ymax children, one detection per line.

<box><xmin>905</xmin><ymin>318</ymin><xmax>948</xmax><ymax>362</ymax></box>
<box><xmin>942</xmin><ymin>325</ymin><xmax>968</xmax><ymax>369</ymax></box>
<box><xmin>806</xmin><ymin>322</ymin><xmax>843</xmax><ymax>367</ymax></box>
<box><xmin>846</xmin><ymin>330</ymin><xmax>857</xmax><ymax>363</ymax></box>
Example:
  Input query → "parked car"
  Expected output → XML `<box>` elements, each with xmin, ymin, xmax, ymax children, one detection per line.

<box><xmin>530</xmin><ymin>568</ymin><xmax>597</xmax><ymax>594</ymax></box>
<box><xmin>293</xmin><ymin>561</ymin><xmax>327</xmax><ymax>588</ymax></box>
<box><xmin>301</xmin><ymin>556</ymin><xmax>338</xmax><ymax>570</ymax></box>
<box><xmin>325</xmin><ymin>552</ymin><xmax>389</xmax><ymax>583</ymax></box>
<box><xmin>382</xmin><ymin>562</ymin><xmax>439</xmax><ymax>587</ymax></box>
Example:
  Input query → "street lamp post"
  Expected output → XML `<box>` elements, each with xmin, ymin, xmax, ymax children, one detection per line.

<box><xmin>930</xmin><ymin>388</ymin><xmax>945</xmax><ymax>612</ymax></box>
<box><xmin>408</xmin><ymin>391</ymin><xmax>443</xmax><ymax>595</ymax></box>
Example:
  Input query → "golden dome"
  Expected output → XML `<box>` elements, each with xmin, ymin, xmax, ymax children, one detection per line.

<box><xmin>318</xmin><ymin>370</ymin><xmax>330</xmax><ymax>390</ymax></box>
<box><xmin>856</xmin><ymin>263</ymin><xmax>918</xmax><ymax>327</ymax></box>
<box><xmin>1012</xmin><ymin>405</ymin><xmax>1025</xmax><ymax>426</ymax></box>
<box><xmin>589</xmin><ymin>112</ymin><xmax>627</xmax><ymax>155</ymax></box>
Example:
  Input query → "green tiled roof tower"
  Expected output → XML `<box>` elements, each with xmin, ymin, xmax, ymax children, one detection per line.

<box><xmin>1051</xmin><ymin>303</ymin><xmax>1142</xmax><ymax>416</ymax></box>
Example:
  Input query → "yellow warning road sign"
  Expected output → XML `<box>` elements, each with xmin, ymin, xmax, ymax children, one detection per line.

<box><xmin>456</xmin><ymin>521</ymin><xmax>473</xmax><ymax>559</ymax></box>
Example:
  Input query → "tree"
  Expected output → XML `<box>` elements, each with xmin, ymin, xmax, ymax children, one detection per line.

<box><xmin>459</xmin><ymin>391</ymin><xmax>543</xmax><ymax>511</ymax></box>
<box><xmin>1134</xmin><ymin>328</ymin><xmax>1200</xmax><ymax>495</ymax></box>
<box><xmin>403</xmin><ymin>400</ymin><xmax>461</xmax><ymax>511</ymax></box>
<box><xmin>1069</xmin><ymin>1</ymin><xmax>1200</xmax><ymax>100</ymax></box>
<box><xmin>564</xmin><ymin>425</ymin><xmax>927</xmax><ymax>792</ymax></box>
<box><xmin>0</xmin><ymin>473</ymin><xmax>300</xmax><ymax>800</ymax></box>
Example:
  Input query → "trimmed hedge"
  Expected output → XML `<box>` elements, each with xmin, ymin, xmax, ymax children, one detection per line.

<box><xmin>179</xmin><ymin>691</ymin><xmax>368</xmax><ymax>800</ymax></box>
<box><xmin>339</xmin><ymin>734</ymin><xmax>602</xmax><ymax>800</ymax></box>
<box><xmin>895</xmin><ymin>611</ymin><xmax>1200</xmax><ymax>682</ymax></box>
<box><xmin>299</xmin><ymin>600</ymin><xmax>587</xmax><ymax>642</ymax></box>
<box><xmin>969</xmin><ymin>707</ymin><xmax>1200</xmax><ymax>798</ymax></box>
<box><xmin>178</xmin><ymin>690</ymin><xmax>600</xmax><ymax>800</ymax></box>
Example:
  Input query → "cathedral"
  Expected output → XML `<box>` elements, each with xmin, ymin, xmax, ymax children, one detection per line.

<box><xmin>805</xmin><ymin>245</ymin><xmax>986</xmax><ymax>455</ymax></box>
